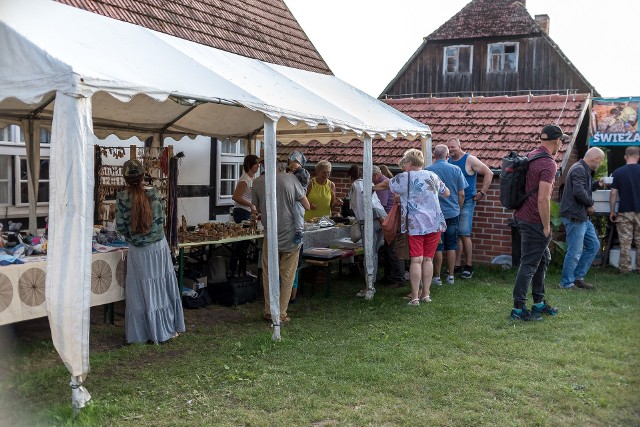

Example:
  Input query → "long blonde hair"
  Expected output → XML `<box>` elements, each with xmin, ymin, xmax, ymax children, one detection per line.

<box><xmin>125</xmin><ymin>175</ymin><xmax>152</xmax><ymax>235</ymax></box>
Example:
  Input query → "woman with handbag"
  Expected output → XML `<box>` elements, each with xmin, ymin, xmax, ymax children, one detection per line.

<box><xmin>374</xmin><ymin>149</ymin><xmax>449</xmax><ymax>306</ymax></box>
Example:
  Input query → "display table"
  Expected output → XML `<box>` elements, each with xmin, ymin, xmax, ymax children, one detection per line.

<box><xmin>177</xmin><ymin>233</ymin><xmax>263</xmax><ymax>288</ymax></box>
<box><xmin>0</xmin><ymin>250</ymin><xmax>128</xmax><ymax>326</ymax></box>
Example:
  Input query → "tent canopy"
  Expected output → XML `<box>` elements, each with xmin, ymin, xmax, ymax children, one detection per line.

<box><xmin>0</xmin><ymin>0</ymin><xmax>430</xmax><ymax>142</ymax></box>
<box><xmin>0</xmin><ymin>0</ymin><xmax>430</xmax><ymax>411</ymax></box>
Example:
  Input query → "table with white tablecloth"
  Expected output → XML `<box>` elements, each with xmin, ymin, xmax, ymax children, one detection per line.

<box><xmin>0</xmin><ymin>250</ymin><xmax>127</xmax><ymax>326</ymax></box>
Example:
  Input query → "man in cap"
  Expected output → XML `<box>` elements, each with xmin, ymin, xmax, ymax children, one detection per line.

<box><xmin>253</xmin><ymin>159</ymin><xmax>310</xmax><ymax>323</ymax></box>
<box><xmin>559</xmin><ymin>147</ymin><xmax>605</xmax><ymax>289</ymax></box>
<box><xmin>511</xmin><ymin>124</ymin><xmax>566</xmax><ymax>321</ymax></box>
<box><xmin>287</xmin><ymin>150</ymin><xmax>310</xmax><ymax>245</ymax></box>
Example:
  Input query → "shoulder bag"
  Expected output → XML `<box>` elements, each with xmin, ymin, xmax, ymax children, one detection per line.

<box><xmin>394</xmin><ymin>171</ymin><xmax>411</xmax><ymax>260</ymax></box>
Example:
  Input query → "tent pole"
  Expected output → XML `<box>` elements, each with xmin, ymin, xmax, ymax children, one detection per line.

<box><xmin>23</xmin><ymin>118</ymin><xmax>40</xmax><ymax>235</ymax></box>
<box><xmin>423</xmin><ymin>135</ymin><xmax>432</xmax><ymax>167</ymax></box>
<box><xmin>263</xmin><ymin>117</ymin><xmax>281</xmax><ymax>341</ymax></box>
<box><xmin>363</xmin><ymin>135</ymin><xmax>375</xmax><ymax>300</ymax></box>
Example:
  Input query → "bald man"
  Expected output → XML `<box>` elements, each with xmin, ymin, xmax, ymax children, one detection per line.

<box><xmin>559</xmin><ymin>147</ymin><xmax>606</xmax><ymax>290</ymax></box>
<box><xmin>447</xmin><ymin>137</ymin><xmax>493</xmax><ymax>279</ymax></box>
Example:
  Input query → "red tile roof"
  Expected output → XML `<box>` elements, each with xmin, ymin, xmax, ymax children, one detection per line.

<box><xmin>55</xmin><ymin>0</ymin><xmax>332</xmax><ymax>74</ymax></box>
<box><xmin>427</xmin><ymin>0</ymin><xmax>541</xmax><ymax>41</ymax></box>
<box><xmin>279</xmin><ymin>94</ymin><xmax>589</xmax><ymax>170</ymax></box>
<box><xmin>385</xmin><ymin>94</ymin><xmax>589</xmax><ymax>169</ymax></box>
<box><xmin>277</xmin><ymin>139</ymin><xmax>421</xmax><ymax>168</ymax></box>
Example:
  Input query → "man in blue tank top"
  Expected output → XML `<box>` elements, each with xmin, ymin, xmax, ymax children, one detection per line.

<box><xmin>447</xmin><ymin>137</ymin><xmax>494</xmax><ymax>279</ymax></box>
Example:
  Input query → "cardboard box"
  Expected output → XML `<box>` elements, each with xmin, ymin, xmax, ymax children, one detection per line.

<box><xmin>592</xmin><ymin>190</ymin><xmax>618</xmax><ymax>214</ymax></box>
<box><xmin>183</xmin><ymin>277</ymin><xmax>208</xmax><ymax>291</ymax></box>
<box><xmin>609</xmin><ymin>247</ymin><xmax>637</xmax><ymax>270</ymax></box>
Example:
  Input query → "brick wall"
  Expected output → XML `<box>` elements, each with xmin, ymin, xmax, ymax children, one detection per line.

<box><xmin>327</xmin><ymin>170</ymin><xmax>569</xmax><ymax>265</ymax></box>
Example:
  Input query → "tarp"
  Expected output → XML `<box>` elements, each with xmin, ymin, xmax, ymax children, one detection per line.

<box><xmin>0</xmin><ymin>0</ymin><xmax>430</xmax><ymax>412</ymax></box>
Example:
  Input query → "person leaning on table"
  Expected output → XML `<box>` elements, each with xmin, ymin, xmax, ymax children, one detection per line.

<box><xmin>116</xmin><ymin>159</ymin><xmax>185</xmax><ymax>344</ymax></box>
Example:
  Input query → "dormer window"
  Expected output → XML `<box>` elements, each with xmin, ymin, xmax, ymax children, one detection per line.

<box><xmin>444</xmin><ymin>45</ymin><xmax>472</xmax><ymax>74</ymax></box>
<box><xmin>487</xmin><ymin>42</ymin><xmax>519</xmax><ymax>72</ymax></box>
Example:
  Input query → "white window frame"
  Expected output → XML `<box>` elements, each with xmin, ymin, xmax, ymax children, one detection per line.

<box><xmin>14</xmin><ymin>156</ymin><xmax>49</xmax><ymax>207</ymax></box>
<box><xmin>443</xmin><ymin>45</ymin><xmax>473</xmax><ymax>74</ymax></box>
<box><xmin>486</xmin><ymin>42</ymin><xmax>519</xmax><ymax>73</ymax></box>
<box><xmin>0</xmin><ymin>155</ymin><xmax>12</xmax><ymax>206</ymax></box>
<box><xmin>216</xmin><ymin>138</ymin><xmax>247</xmax><ymax>206</ymax></box>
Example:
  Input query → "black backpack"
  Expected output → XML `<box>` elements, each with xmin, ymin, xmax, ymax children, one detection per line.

<box><xmin>499</xmin><ymin>151</ymin><xmax>551</xmax><ymax>210</ymax></box>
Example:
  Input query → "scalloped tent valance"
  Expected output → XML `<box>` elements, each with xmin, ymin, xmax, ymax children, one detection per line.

<box><xmin>0</xmin><ymin>0</ymin><xmax>429</xmax><ymax>142</ymax></box>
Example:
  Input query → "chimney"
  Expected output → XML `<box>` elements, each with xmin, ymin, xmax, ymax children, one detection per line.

<box><xmin>535</xmin><ymin>14</ymin><xmax>550</xmax><ymax>35</ymax></box>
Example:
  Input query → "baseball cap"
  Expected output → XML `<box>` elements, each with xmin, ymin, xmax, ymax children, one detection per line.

<box><xmin>372</xmin><ymin>165</ymin><xmax>382</xmax><ymax>175</ymax></box>
<box><xmin>540</xmin><ymin>124</ymin><xmax>569</xmax><ymax>142</ymax></box>
<box><xmin>122</xmin><ymin>159</ymin><xmax>144</xmax><ymax>178</ymax></box>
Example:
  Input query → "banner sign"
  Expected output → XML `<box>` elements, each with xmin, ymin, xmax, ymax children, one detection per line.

<box><xmin>590</xmin><ymin>97</ymin><xmax>639</xmax><ymax>146</ymax></box>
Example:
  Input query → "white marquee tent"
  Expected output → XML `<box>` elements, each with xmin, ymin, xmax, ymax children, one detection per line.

<box><xmin>0</xmin><ymin>0</ymin><xmax>431</xmax><ymax>411</ymax></box>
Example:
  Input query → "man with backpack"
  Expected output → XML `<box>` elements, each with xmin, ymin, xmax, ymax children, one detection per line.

<box><xmin>510</xmin><ymin>124</ymin><xmax>566</xmax><ymax>321</ymax></box>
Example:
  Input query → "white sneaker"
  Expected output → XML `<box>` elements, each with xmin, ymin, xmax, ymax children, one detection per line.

<box><xmin>431</xmin><ymin>277</ymin><xmax>442</xmax><ymax>286</ymax></box>
<box><xmin>446</xmin><ymin>275</ymin><xmax>455</xmax><ymax>285</ymax></box>
<box><xmin>356</xmin><ymin>289</ymin><xmax>366</xmax><ymax>298</ymax></box>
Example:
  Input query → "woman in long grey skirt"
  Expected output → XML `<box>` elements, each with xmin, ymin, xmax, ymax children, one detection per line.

<box><xmin>116</xmin><ymin>159</ymin><xmax>185</xmax><ymax>344</ymax></box>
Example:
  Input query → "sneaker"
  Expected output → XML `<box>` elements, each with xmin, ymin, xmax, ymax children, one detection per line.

<box><xmin>531</xmin><ymin>301</ymin><xmax>558</xmax><ymax>316</ymax></box>
<box><xmin>355</xmin><ymin>289</ymin><xmax>366</xmax><ymax>298</ymax></box>
<box><xmin>454</xmin><ymin>265</ymin><xmax>463</xmax><ymax>275</ymax></box>
<box><xmin>431</xmin><ymin>277</ymin><xmax>442</xmax><ymax>286</ymax></box>
<box><xmin>559</xmin><ymin>284</ymin><xmax>582</xmax><ymax>290</ymax></box>
<box><xmin>460</xmin><ymin>266</ymin><xmax>473</xmax><ymax>279</ymax></box>
<box><xmin>446</xmin><ymin>275</ymin><xmax>455</xmax><ymax>285</ymax></box>
<box><xmin>510</xmin><ymin>308</ymin><xmax>542</xmax><ymax>321</ymax></box>
<box><xmin>574</xmin><ymin>279</ymin><xmax>595</xmax><ymax>290</ymax></box>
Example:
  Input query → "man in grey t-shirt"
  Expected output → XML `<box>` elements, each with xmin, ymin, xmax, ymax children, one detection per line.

<box><xmin>253</xmin><ymin>170</ymin><xmax>310</xmax><ymax>323</ymax></box>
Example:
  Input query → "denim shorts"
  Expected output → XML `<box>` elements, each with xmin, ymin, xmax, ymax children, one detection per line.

<box><xmin>436</xmin><ymin>216</ymin><xmax>459</xmax><ymax>251</ymax></box>
<box><xmin>457</xmin><ymin>199</ymin><xmax>476</xmax><ymax>236</ymax></box>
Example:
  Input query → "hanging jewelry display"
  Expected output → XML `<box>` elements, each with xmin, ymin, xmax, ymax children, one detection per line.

<box><xmin>94</xmin><ymin>145</ymin><xmax>171</xmax><ymax>226</ymax></box>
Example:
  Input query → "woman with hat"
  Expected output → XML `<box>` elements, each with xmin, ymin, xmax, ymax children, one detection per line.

<box><xmin>116</xmin><ymin>159</ymin><xmax>185</xmax><ymax>344</ymax></box>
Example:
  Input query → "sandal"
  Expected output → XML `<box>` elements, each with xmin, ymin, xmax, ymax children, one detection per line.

<box><xmin>420</xmin><ymin>296</ymin><xmax>432</xmax><ymax>303</ymax></box>
<box><xmin>407</xmin><ymin>298</ymin><xmax>420</xmax><ymax>306</ymax></box>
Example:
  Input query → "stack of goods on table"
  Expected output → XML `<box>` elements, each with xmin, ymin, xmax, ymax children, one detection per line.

<box><xmin>178</xmin><ymin>220</ymin><xmax>261</xmax><ymax>244</ymax></box>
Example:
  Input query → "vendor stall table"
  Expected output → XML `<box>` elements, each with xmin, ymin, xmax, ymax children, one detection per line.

<box><xmin>0</xmin><ymin>250</ymin><xmax>127</xmax><ymax>326</ymax></box>
<box><xmin>177</xmin><ymin>234</ymin><xmax>263</xmax><ymax>288</ymax></box>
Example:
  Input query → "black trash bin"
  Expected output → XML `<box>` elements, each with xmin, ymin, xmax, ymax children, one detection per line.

<box><xmin>508</xmin><ymin>218</ymin><xmax>521</xmax><ymax>266</ymax></box>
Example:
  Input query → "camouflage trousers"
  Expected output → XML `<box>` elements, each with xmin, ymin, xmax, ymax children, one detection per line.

<box><xmin>616</xmin><ymin>212</ymin><xmax>640</xmax><ymax>271</ymax></box>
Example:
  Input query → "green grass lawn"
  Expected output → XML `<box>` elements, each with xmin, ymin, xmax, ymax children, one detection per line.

<box><xmin>1</xmin><ymin>265</ymin><xmax>639</xmax><ymax>426</ymax></box>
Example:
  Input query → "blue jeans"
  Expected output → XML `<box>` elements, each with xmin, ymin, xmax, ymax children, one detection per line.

<box><xmin>560</xmin><ymin>218</ymin><xmax>600</xmax><ymax>287</ymax></box>
<box><xmin>436</xmin><ymin>216</ymin><xmax>459</xmax><ymax>252</ymax></box>
<box><xmin>513</xmin><ymin>218</ymin><xmax>551</xmax><ymax>308</ymax></box>
<box><xmin>458</xmin><ymin>199</ymin><xmax>476</xmax><ymax>236</ymax></box>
